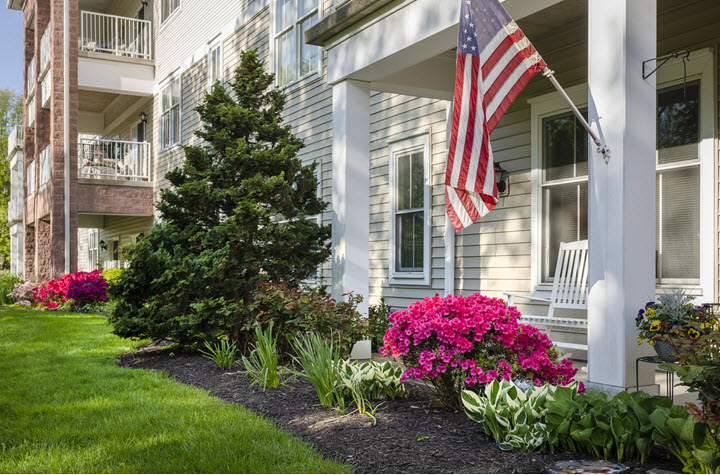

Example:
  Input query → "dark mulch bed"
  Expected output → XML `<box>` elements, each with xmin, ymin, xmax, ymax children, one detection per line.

<box><xmin>119</xmin><ymin>344</ymin><xmax>683</xmax><ymax>474</ymax></box>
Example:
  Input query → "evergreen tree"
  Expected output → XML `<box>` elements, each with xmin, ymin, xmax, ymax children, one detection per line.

<box><xmin>110</xmin><ymin>51</ymin><xmax>331</xmax><ymax>344</ymax></box>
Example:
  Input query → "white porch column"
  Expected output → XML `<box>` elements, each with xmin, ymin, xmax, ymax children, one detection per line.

<box><xmin>587</xmin><ymin>0</ymin><xmax>657</xmax><ymax>390</ymax></box>
<box><xmin>331</xmin><ymin>80</ymin><xmax>371</xmax><ymax>316</ymax></box>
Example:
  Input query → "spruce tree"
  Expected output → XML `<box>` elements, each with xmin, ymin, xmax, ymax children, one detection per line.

<box><xmin>110</xmin><ymin>51</ymin><xmax>331</xmax><ymax>344</ymax></box>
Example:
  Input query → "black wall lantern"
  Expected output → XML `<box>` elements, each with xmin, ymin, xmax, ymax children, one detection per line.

<box><xmin>99</xmin><ymin>240</ymin><xmax>107</xmax><ymax>251</ymax></box>
<box><xmin>495</xmin><ymin>162</ymin><xmax>510</xmax><ymax>197</ymax></box>
<box><xmin>136</xmin><ymin>232</ymin><xmax>145</xmax><ymax>243</ymax></box>
<box><xmin>139</xmin><ymin>112</ymin><xmax>148</xmax><ymax>124</ymax></box>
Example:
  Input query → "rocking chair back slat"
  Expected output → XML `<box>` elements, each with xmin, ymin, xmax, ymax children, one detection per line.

<box><xmin>550</xmin><ymin>240</ymin><xmax>588</xmax><ymax>310</ymax></box>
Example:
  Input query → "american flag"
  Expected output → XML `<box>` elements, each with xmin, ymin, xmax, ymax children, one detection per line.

<box><xmin>445</xmin><ymin>0</ymin><xmax>546</xmax><ymax>231</ymax></box>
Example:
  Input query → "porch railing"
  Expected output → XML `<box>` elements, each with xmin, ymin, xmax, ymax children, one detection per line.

<box><xmin>79</xmin><ymin>11</ymin><xmax>153</xmax><ymax>60</ymax></box>
<box><xmin>78</xmin><ymin>138</ymin><xmax>150</xmax><ymax>181</ymax></box>
<box><xmin>8</xmin><ymin>125</ymin><xmax>23</xmax><ymax>155</ymax></box>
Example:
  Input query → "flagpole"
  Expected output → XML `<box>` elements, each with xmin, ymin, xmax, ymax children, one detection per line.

<box><xmin>542</xmin><ymin>68</ymin><xmax>610</xmax><ymax>161</ymax></box>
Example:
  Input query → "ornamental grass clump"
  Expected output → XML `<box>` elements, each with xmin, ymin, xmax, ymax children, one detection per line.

<box><xmin>381</xmin><ymin>293</ymin><xmax>580</xmax><ymax>409</ymax></box>
<box><xmin>291</xmin><ymin>333</ymin><xmax>342</xmax><ymax>409</ymax></box>
<box><xmin>200</xmin><ymin>340</ymin><xmax>239</xmax><ymax>371</ymax></box>
<box><xmin>241</xmin><ymin>323</ymin><xmax>283</xmax><ymax>390</ymax></box>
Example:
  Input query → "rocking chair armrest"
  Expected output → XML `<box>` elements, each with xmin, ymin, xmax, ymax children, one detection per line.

<box><xmin>503</xmin><ymin>293</ymin><xmax>552</xmax><ymax>306</ymax></box>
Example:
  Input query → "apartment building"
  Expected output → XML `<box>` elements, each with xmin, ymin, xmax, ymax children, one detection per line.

<box><xmin>7</xmin><ymin>0</ymin><xmax>720</xmax><ymax>391</ymax></box>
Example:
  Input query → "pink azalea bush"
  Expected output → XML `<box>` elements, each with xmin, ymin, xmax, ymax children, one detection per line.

<box><xmin>380</xmin><ymin>293</ymin><xmax>582</xmax><ymax>408</ymax></box>
<box><xmin>8</xmin><ymin>281</ymin><xmax>41</xmax><ymax>306</ymax></box>
<box><xmin>33</xmin><ymin>270</ymin><xmax>108</xmax><ymax>309</ymax></box>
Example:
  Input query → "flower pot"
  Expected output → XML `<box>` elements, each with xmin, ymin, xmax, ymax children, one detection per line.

<box><xmin>653</xmin><ymin>340</ymin><xmax>679</xmax><ymax>362</ymax></box>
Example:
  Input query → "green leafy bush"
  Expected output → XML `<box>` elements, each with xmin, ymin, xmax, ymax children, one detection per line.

<box><xmin>0</xmin><ymin>271</ymin><xmax>23</xmax><ymax>305</ymax></box>
<box><xmin>462</xmin><ymin>379</ymin><xmax>567</xmax><ymax>453</ymax></box>
<box><xmin>650</xmin><ymin>405</ymin><xmax>720</xmax><ymax>474</ymax></box>
<box><xmin>101</xmin><ymin>268</ymin><xmax>123</xmax><ymax>286</ymax></box>
<box><xmin>290</xmin><ymin>333</ymin><xmax>342</xmax><ymax>409</ymax></box>
<box><xmin>368</xmin><ymin>298</ymin><xmax>392</xmax><ymax>351</ymax></box>
<box><xmin>109</xmin><ymin>50</ymin><xmax>330</xmax><ymax>346</ymax></box>
<box><xmin>241</xmin><ymin>323</ymin><xmax>283</xmax><ymax>390</ymax></box>
<box><xmin>242</xmin><ymin>282</ymin><xmax>366</xmax><ymax>358</ymax></box>
<box><xmin>200</xmin><ymin>340</ymin><xmax>239</xmax><ymax>371</ymax></box>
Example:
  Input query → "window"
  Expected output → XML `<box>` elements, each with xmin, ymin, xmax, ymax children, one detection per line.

<box><xmin>160</xmin><ymin>77</ymin><xmax>180</xmax><ymax>150</ymax></box>
<box><xmin>208</xmin><ymin>41</ymin><xmax>223</xmax><ymax>89</ymax></box>
<box><xmin>88</xmin><ymin>229</ymin><xmax>99</xmax><ymax>270</ymax></box>
<box><xmin>274</xmin><ymin>0</ymin><xmax>320</xmax><ymax>87</ymax></box>
<box><xmin>39</xmin><ymin>145</ymin><xmax>51</xmax><ymax>186</ymax></box>
<box><xmin>531</xmin><ymin>49</ymin><xmax>714</xmax><ymax>297</ymax></box>
<box><xmin>540</xmin><ymin>109</ymin><xmax>588</xmax><ymax>281</ymax></box>
<box><xmin>656</xmin><ymin>82</ymin><xmax>700</xmax><ymax>282</ymax></box>
<box><xmin>26</xmin><ymin>161</ymin><xmax>35</xmax><ymax>196</ymax></box>
<box><xmin>389</xmin><ymin>133</ymin><xmax>431</xmax><ymax>284</ymax></box>
<box><xmin>160</xmin><ymin>0</ymin><xmax>180</xmax><ymax>24</ymax></box>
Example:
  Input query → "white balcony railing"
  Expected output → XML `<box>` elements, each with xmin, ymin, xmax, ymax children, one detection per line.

<box><xmin>8</xmin><ymin>125</ymin><xmax>23</xmax><ymax>155</ymax></box>
<box><xmin>27</xmin><ymin>161</ymin><xmax>35</xmax><ymax>196</ymax></box>
<box><xmin>8</xmin><ymin>159</ymin><xmax>23</xmax><ymax>223</ymax></box>
<box><xmin>40</xmin><ymin>24</ymin><xmax>51</xmax><ymax>78</ymax></box>
<box><xmin>78</xmin><ymin>139</ymin><xmax>150</xmax><ymax>181</ymax></box>
<box><xmin>39</xmin><ymin>145</ymin><xmax>51</xmax><ymax>186</ymax></box>
<box><xmin>79</xmin><ymin>11</ymin><xmax>152</xmax><ymax>60</ymax></box>
<box><xmin>26</xmin><ymin>56</ymin><xmax>35</xmax><ymax>95</ymax></box>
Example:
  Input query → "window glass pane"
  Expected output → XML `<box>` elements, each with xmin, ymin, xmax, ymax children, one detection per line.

<box><xmin>657</xmin><ymin>82</ymin><xmax>699</xmax><ymax>165</ymax></box>
<box><xmin>413</xmin><ymin>212</ymin><xmax>425</xmax><ymax>269</ymax></box>
<box><xmin>298</xmin><ymin>0</ymin><xmax>318</xmax><ymax>18</ymax></box>
<box><xmin>542</xmin><ymin>109</ymin><xmax>588</xmax><ymax>182</ymax></box>
<box><xmin>411</xmin><ymin>151</ymin><xmax>424</xmax><ymax>209</ymax></box>
<box><xmin>396</xmin><ymin>212</ymin><xmax>423</xmax><ymax>272</ymax></box>
<box><xmin>276</xmin><ymin>30</ymin><xmax>295</xmax><ymax>86</ymax></box>
<box><xmin>171</xmin><ymin>105</ymin><xmax>180</xmax><ymax>144</ymax></box>
<box><xmin>396</xmin><ymin>153</ymin><xmax>411</xmax><ymax>210</ymax></box>
<box><xmin>300</xmin><ymin>14</ymin><xmax>319</xmax><ymax>76</ymax></box>
<box><xmin>542</xmin><ymin>182</ymin><xmax>587</xmax><ymax>280</ymax></box>
<box><xmin>656</xmin><ymin>166</ymin><xmax>700</xmax><ymax>280</ymax></box>
<box><xmin>276</xmin><ymin>0</ymin><xmax>294</xmax><ymax>32</ymax></box>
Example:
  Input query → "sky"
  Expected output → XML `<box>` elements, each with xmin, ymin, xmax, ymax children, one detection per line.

<box><xmin>0</xmin><ymin>7</ymin><xmax>24</xmax><ymax>93</ymax></box>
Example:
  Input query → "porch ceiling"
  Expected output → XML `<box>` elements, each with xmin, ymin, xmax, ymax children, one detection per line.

<box><xmin>79</xmin><ymin>0</ymin><xmax>116</xmax><ymax>14</ymax></box>
<box><xmin>79</xmin><ymin>90</ymin><xmax>119</xmax><ymax>113</ymax></box>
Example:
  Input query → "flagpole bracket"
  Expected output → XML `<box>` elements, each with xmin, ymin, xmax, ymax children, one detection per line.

<box><xmin>598</xmin><ymin>146</ymin><xmax>611</xmax><ymax>164</ymax></box>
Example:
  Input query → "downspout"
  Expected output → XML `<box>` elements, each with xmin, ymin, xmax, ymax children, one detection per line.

<box><xmin>443</xmin><ymin>101</ymin><xmax>455</xmax><ymax>297</ymax></box>
<box><xmin>63</xmin><ymin>0</ymin><xmax>70</xmax><ymax>274</ymax></box>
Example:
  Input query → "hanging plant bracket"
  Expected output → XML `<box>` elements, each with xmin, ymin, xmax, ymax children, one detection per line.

<box><xmin>643</xmin><ymin>50</ymin><xmax>691</xmax><ymax>100</ymax></box>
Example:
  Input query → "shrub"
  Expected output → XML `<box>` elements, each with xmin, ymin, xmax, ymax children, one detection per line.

<box><xmin>380</xmin><ymin>293</ymin><xmax>579</xmax><ymax>409</ymax></box>
<box><xmin>368</xmin><ymin>297</ymin><xmax>392</xmax><ymax>351</ymax></box>
<box><xmin>241</xmin><ymin>323</ymin><xmax>282</xmax><ymax>390</ymax></box>
<box><xmin>0</xmin><ymin>271</ymin><xmax>24</xmax><ymax>305</ymax></box>
<box><xmin>101</xmin><ymin>268</ymin><xmax>123</xmax><ymax>286</ymax></box>
<box><xmin>290</xmin><ymin>333</ymin><xmax>342</xmax><ymax>409</ymax></box>
<box><xmin>109</xmin><ymin>50</ymin><xmax>330</xmax><ymax>346</ymax></box>
<box><xmin>200</xmin><ymin>340</ymin><xmax>239</xmax><ymax>371</ymax></box>
<box><xmin>8</xmin><ymin>281</ymin><xmax>39</xmax><ymax>306</ymax></box>
<box><xmin>242</xmin><ymin>282</ymin><xmax>366</xmax><ymax>358</ymax></box>
<box><xmin>33</xmin><ymin>270</ymin><xmax>108</xmax><ymax>309</ymax></box>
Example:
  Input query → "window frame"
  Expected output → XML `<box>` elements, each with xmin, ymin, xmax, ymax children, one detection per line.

<box><xmin>159</xmin><ymin>74</ymin><xmax>181</xmax><ymax>152</ymax></box>
<box><xmin>160</xmin><ymin>0</ymin><xmax>181</xmax><ymax>27</ymax></box>
<box><xmin>270</xmin><ymin>0</ymin><xmax>322</xmax><ymax>90</ymax></box>
<box><xmin>88</xmin><ymin>229</ymin><xmax>99</xmax><ymax>270</ymax></box>
<box><xmin>207</xmin><ymin>36</ymin><xmax>223</xmax><ymax>91</ymax></box>
<box><xmin>528</xmin><ymin>48</ymin><xmax>715</xmax><ymax>300</ymax></box>
<box><xmin>388</xmin><ymin>130</ymin><xmax>432</xmax><ymax>286</ymax></box>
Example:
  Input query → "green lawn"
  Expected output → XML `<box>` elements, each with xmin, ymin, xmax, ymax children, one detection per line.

<box><xmin>0</xmin><ymin>307</ymin><xmax>350</xmax><ymax>473</ymax></box>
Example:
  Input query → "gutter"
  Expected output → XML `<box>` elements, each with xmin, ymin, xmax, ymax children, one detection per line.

<box><xmin>64</xmin><ymin>0</ymin><xmax>70</xmax><ymax>274</ymax></box>
<box><xmin>305</xmin><ymin>0</ymin><xmax>396</xmax><ymax>46</ymax></box>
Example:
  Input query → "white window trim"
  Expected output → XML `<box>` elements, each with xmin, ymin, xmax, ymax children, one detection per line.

<box><xmin>388</xmin><ymin>130</ymin><xmax>432</xmax><ymax>286</ymax></box>
<box><xmin>159</xmin><ymin>72</ymin><xmax>182</xmax><ymax>153</ymax></box>
<box><xmin>270</xmin><ymin>0</ymin><xmax>323</xmax><ymax>91</ymax></box>
<box><xmin>159</xmin><ymin>0</ymin><xmax>181</xmax><ymax>30</ymax></box>
<box><xmin>529</xmin><ymin>48</ymin><xmax>715</xmax><ymax>302</ymax></box>
<box><xmin>207</xmin><ymin>36</ymin><xmax>224</xmax><ymax>91</ymax></box>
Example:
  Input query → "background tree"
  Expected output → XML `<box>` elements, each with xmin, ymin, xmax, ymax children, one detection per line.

<box><xmin>0</xmin><ymin>89</ymin><xmax>23</xmax><ymax>270</ymax></box>
<box><xmin>110</xmin><ymin>51</ymin><xmax>331</xmax><ymax>345</ymax></box>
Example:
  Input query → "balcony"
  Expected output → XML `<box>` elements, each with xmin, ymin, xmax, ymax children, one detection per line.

<box><xmin>78</xmin><ymin>138</ymin><xmax>150</xmax><ymax>182</ymax></box>
<box><xmin>7</xmin><ymin>125</ymin><xmax>22</xmax><ymax>156</ymax></box>
<box><xmin>77</xmin><ymin>11</ymin><xmax>154</xmax><ymax>97</ymax></box>
<box><xmin>79</xmin><ymin>11</ymin><xmax>152</xmax><ymax>60</ymax></box>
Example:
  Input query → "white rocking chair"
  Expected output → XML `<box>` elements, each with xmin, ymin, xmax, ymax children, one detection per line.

<box><xmin>504</xmin><ymin>240</ymin><xmax>589</xmax><ymax>353</ymax></box>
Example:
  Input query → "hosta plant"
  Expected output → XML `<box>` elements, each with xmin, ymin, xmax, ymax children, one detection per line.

<box><xmin>462</xmin><ymin>379</ymin><xmax>566</xmax><ymax>452</ymax></box>
<box><xmin>200</xmin><ymin>339</ymin><xmax>239</xmax><ymax>371</ymax></box>
<box><xmin>650</xmin><ymin>405</ymin><xmax>720</xmax><ymax>474</ymax></box>
<box><xmin>381</xmin><ymin>293</ymin><xmax>580</xmax><ymax>409</ymax></box>
<box><xmin>336</xmin><ymin>360</ymin><xmax>406</xmax><ymax>401</ymax></box>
